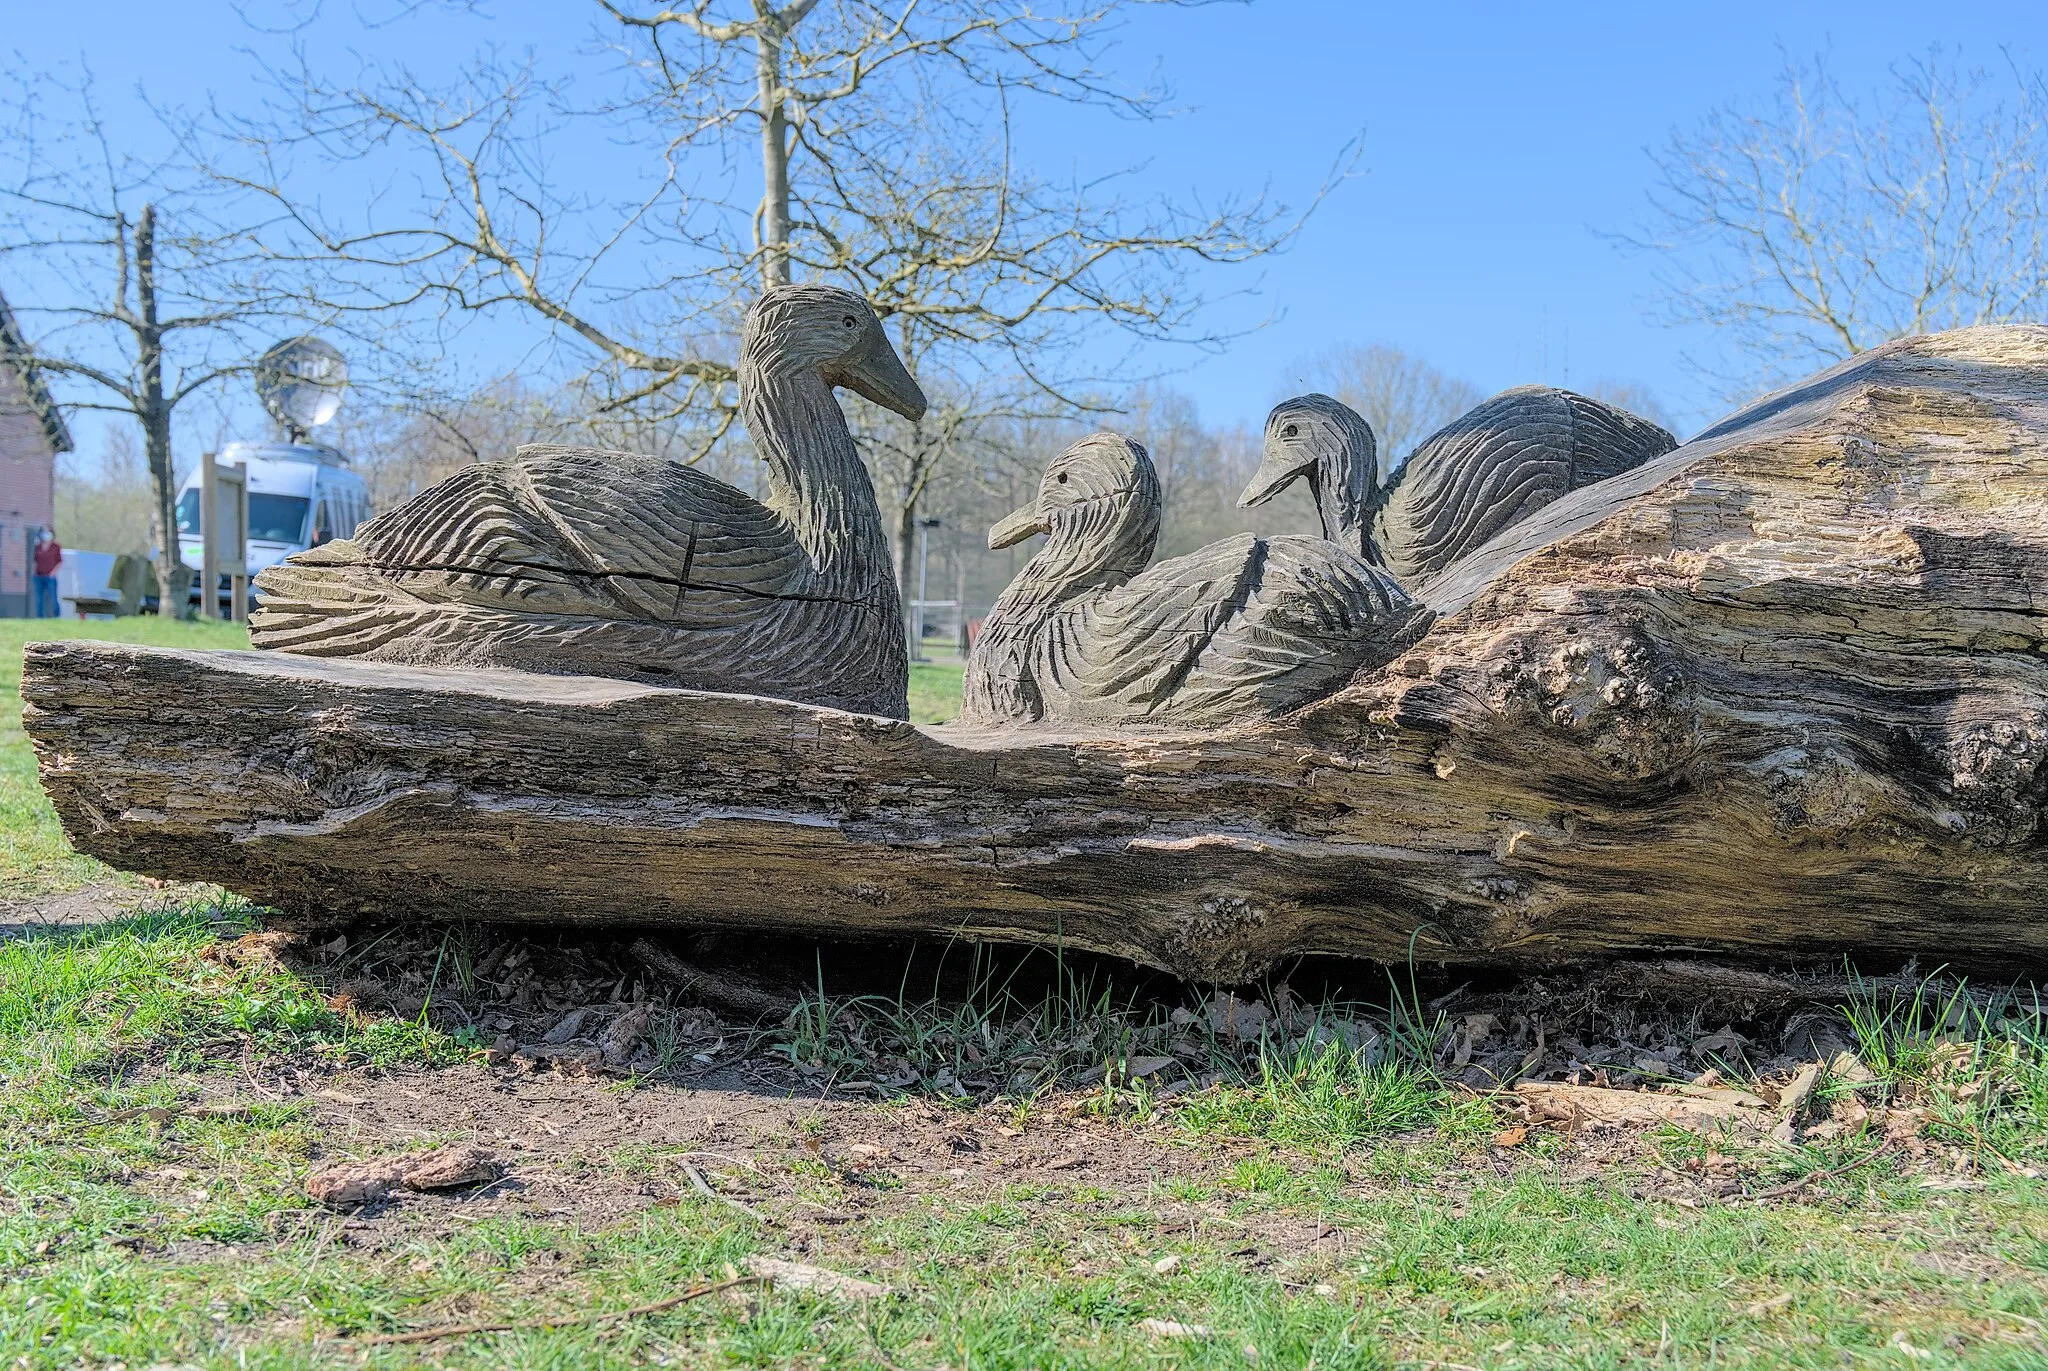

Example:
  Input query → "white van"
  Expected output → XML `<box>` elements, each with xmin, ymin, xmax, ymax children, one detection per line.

<box><xmin>175</xmin><ymin>440</ymin><xmax>373</xmax><ymax>602</ymax></box>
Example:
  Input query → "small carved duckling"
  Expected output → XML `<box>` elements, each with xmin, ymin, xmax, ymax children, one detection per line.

<box><xmin>1242</xmin><ymin>386</ymin><xmax>1676</xmax><ymax>585</ymax></box>
<box><xmin>963</xmin><ymin>432</ymin><xmax>1428</xmax><ymax>729</ymax></box>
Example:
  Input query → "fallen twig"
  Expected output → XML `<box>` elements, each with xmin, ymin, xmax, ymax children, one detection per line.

<box><xmin>681</xmin><ymin>1159</ymin><xmax>772</xmax><ymax>1225</ymax></box>
<box><xmin>630</xmin><ymin>938</ymin><xmax>793</xmax><ymax>1019</ymax></box>
<box><xmin>358</xmin><ymin>1275</ymin><xmax>761</xmax><ymax>1345</ymax></box>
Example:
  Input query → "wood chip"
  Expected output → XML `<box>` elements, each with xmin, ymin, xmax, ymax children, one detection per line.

<box><xmin>400</xmin><ymin>1145</ymin><xmax>502</xmax><ymax>1191</ymax></box>
<box><xmin>1515</xmin><ymin>1081</ymin><xmax>1763</xmax><ymax>1130</ymax></box>
<box><xmin>305</xmin><ymin>1158</ymin><xmax>407</xmax><ymax>1209</ymax></box>
<box><xmin>305</xmin><ymin>1145</ymin><xmax>501</xmax><ymax>1209</ymax></box>
<box><xmin>741</xmin><ymin>1255</ymin><xmax>891</xmax><ymax>1301</ymax></box>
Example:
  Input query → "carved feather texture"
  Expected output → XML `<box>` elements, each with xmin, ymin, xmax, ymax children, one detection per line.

<box><xmin>965</xmin><ymin>433</ymin><xmax>1429</xmax><ymax>728</ymax></box>
<box><xmin>1373</xmin><ymin>386</ymin><xmax>1676</xmax><ymax>583</ymax></box>
<box><xmin>251</xmin><ymin>284</ymin><xmax>920</xmax><ymax>718</ymax></box>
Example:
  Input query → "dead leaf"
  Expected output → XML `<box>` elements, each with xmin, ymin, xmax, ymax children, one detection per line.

<box><xmin>1879</xmin><ymin>1107</ymin><xmax>1928</xmax><ymax>1142</ymax></box>
<box><xmin>1745</xmin><ymin>1291</ymin><xmax>1794</xmax><ymax>1317</ymax></box>
<box><xmin>742</xmin><ymin>1256</ymin><xmax>891</xmax><ymax>1301</ymax></box>
<box><xmin>1492</xmin><ymin>1126</ymin><xmax>1528</xmax><ymax>1148</ymax></box>
<box><xmin>1770</xmin><ymin>1062</ymin><xmax>1824</xmax><ymax>1144</ymax></box>
<box><xmin>1152</xmin><ymin>1254</ymin><xmax>1182</xmax><ymax>1274</ymax></box>
<box><xmin>202</xmin><ymin>930</ymin><xmax>297</xmax><ymax>972</ymax></box>
<box><xmin>600</xmin><ymin>1003</ymin><xmax>655</xmax><ymax>1067</ymax></box>
<box><xmin>542</xmin><ymin>1008</ymin><xmax>592</xmax><ymax>1045</ymax></box>
<box><xmin>1125</xmin><ymin>1055</ymin><xmax>1176</xmax><ymax>1080</ymax></box>
<box><xmin>1691</xmin><ymin>1024</ymin><xmax>1749</xmax><ymax>1059</ymax></box>
<box><xmin>1206</xmin><ymin>994</ymin><xmax>1271</xmax><ymax>1041</ymax></box>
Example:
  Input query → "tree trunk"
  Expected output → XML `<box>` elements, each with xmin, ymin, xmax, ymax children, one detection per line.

<box><xmin>896</xmin><ymin>482</ymin><xmax>921</xmax><ymax>656</ymax></box>
<box><xmin>134</xmin><ymin>204</ymin><xmax>181</xmax><ymax>616</ymax></box>
<box><xmin>755</xmin><ymin>29</ymin><xmax>792</xmax><ymax>288</ymax></box>
<box><xmin>24</xmin><ymin>326</ymin><xmax>2048</xmax><ymax>977</ymax></box>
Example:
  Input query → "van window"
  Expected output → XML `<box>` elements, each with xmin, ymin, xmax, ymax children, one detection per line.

<box><xmin>176</xmin><ymin>490</ymin><xmax>311</xmax><ymax>544</ymax></box>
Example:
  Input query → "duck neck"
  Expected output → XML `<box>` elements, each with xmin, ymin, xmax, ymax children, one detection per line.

<box><xmin>741</xmin><ymin>352</ymin><xmax>894</xmax><ymax>598</ymax></box>
<box><xmin>1314</xmin><ymin>449</ymin><xmax>1375</xmax><ymax>560</ymax></box>
<box><xmin>995</xmin><ymin>497</ymin><xmax>1158</xmax><ymax>620</ymax></box>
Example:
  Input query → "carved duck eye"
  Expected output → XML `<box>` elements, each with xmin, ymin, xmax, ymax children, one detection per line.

<box><xmin>1056</xmin><ymin>472</ymin><xmax>1069</xmax><ymax>484</ymax></box>
<box><xmin>1282</xmin><ymin>423</ymin><xmax>1299</xmax><ymax>438</ymax></box>
<box><xmin>842</xmin><ymin>315</ymin><xmax>857</xmax><ymax>328</ymax></box>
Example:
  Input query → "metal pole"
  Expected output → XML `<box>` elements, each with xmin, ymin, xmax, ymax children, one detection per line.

<box><xmin>915</xmin><ymin>521</ymin><xmax>930</xmax><ymax>662</ymax></box>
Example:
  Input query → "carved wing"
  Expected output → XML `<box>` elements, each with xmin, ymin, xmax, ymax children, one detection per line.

<box><xmin>1374</xmin><ymin>387</ymin><xmax>1676</xmax><ymax>583</ymax></box>
<box><xmin>1044</xmin><ymin>534</ymin><xmax>1427</xmax><ymax>727</ymax></box>
<box><xmin>252</xmin><ymin>445</ymin><xmax>807</xmax><ymax>657</ymax></box>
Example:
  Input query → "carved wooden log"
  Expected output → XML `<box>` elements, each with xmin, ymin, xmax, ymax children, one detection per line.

<box><xmin>24</xmin><ymin>326</ymin><xmax>2048</xmax><ymax>977</ymax></box>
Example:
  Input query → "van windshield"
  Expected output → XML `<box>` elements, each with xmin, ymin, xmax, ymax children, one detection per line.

<box><xmin>175</xmin><ymin>491</ymin><xmax>311</xmax><ymax>544</ymax></box>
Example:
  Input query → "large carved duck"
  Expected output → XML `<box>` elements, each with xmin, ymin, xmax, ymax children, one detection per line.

<box><xmin>252</xmin><ymin>285</ymin><xmax>927</xmax><ymax>717</ymax></box>
<box><xmin>963</xmin><ymin>432</ymin><xmax>1428</xmax><ymax>729</ymax></box>
<box><xmin>1241</xmin><ymin>386</ymin><xmax>1676</xmax><ymax>587</ymax></box>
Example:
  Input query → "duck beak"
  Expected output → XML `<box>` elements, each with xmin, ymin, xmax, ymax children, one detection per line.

<box><xmin>1238</xmin><ymin>450</ymin><xmax>1313</xmax><ymax>508</ymax></box>
<box><xmin>839</xmin><ymin>332</ymin><xmax>928</xmax><ymax>421</ymax></box>
<box><xmin>988</xmin><ymin>503</ymin><xmax>1047</xmax><ymax>550</ymax></box>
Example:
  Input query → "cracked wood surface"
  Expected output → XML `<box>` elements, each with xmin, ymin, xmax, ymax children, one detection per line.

<box><xmin>26</xmin><ymin>326</ymin><xmax>2048</xmax><ymax>976</ymax></box>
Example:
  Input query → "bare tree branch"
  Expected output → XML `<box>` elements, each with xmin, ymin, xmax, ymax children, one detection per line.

<box><xmin>1623</xmin><ymin>50</ymin><xmax>2048</xmax><ymax>396</ymax></box>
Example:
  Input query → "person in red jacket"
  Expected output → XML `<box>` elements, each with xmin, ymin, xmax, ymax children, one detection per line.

<box><xmin>32</xmin><ymin>530</ymin><xmax>61</xmax><ymax>618</ymax></box>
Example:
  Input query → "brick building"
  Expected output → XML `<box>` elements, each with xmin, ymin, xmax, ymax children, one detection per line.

<box><xmin>0</xmin><ymin>290</ymin><xmax>71</xmax><ymax>617</ymax></box>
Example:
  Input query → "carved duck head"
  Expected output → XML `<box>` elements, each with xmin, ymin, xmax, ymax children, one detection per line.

<box><xmin>1240</xmin><ymin>393</ymin><xmax>1380</xmax><ymax>555</ymax></box>
<box><xmin>988</xmin><ymin>432</ymin><xmax>1161</xmax><ymax>590</ymax></box>
<box><xmin>743</xmin><ymin>284</ymin><xmax>928</xmax><ymax>420</ymax></box>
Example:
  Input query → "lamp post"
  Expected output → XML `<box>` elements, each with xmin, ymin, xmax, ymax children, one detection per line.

<box><xmin>914</xmin><ymin>516</ymin><xmax>942</xmax><ymax>661</ymax></box>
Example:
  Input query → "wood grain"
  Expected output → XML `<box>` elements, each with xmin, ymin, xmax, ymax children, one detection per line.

<box><xmin>27</xmin><ymin>325</ymin><xmax>2048</xmax><ymax>976</ymax></box>
<box><xmin>250</xmin><ymin>285</ymin><xmax>926</xmax><ymax>718</ymax></box>
<box><xmin>963</xmin><ymin>432</ymin><xmax>1428</xmax><ymax>728</ymax></box>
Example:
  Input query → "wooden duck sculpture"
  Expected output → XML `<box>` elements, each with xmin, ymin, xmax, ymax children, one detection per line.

<box><xmin>963</xmin><ymin>432</ymin><xmax>1428</xmax><ymax>729</ymax></box>
<box><xmin>251</xmin><ymin>284</ymin><xmax>927</xmax><ymax>717</ymax></box>
<box><xmin>1241</xmin><ymin>386</ymin><xmax>1677</xmax><ymax>586</ymax></box>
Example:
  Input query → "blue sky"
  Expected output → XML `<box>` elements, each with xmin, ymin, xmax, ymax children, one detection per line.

<box><xmin>7</xmin><ymin>0</ymin><xmax>2045</xmax><ymax>457</ymax></box>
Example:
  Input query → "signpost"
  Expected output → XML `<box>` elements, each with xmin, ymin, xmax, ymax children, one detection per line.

<box><xmin>198</xmin><ymin>451</ymin><xmax>250</xmax><ymax>623</ymax></box>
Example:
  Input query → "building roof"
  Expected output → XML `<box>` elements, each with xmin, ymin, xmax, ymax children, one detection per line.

<box><xmin>0</xmin><ymin>288</ymin><xmax>75</xmax><ymax>455</ymax></box>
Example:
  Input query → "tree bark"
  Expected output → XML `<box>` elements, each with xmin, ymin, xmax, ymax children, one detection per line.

<box><xmin>25</xmin><ymin>326</ymin><xmax>2048</xmax><ymax>978</ymax></box>
<box><xmin>134</xmin><ymin>204</ymin><xmax>183</xmax><ymax>616</ymax></box>
<box><xmin>755</xmin><ymin>27</ymin><xmax>792</xmax><ymax>289</ymax></box>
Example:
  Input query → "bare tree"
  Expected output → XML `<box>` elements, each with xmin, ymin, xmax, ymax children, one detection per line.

<box><xmin>0</xmin><ymin>71</ymin><xmax>302</xmax><ymax>609</ymax></box>
<box><xmin>1289</xmin><ymin>343</ymin><xmax>1482</xmax><ymax>466</ymax></box>
<box><xmin>54</xmin><ymin>426</ymin><xmax>154</xmax><ymax>557</ymax></box>
<box><xmin>1634</xmin><ymin>52</ymin><xmax>2048</xmax><ymax>392</ymax></box>
<box><xmin>207</xmin><ymin>0</ymin><xmax>1340</xmax><ymax>642</ymax></box>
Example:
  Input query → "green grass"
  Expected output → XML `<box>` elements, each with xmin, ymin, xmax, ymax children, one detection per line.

<box><xmin>0</xmin><ymin>617</ymin><xmax>249</xmax><ymax>895</ymax></box>
<box><xmin>908</xmin><ymin>660</ymin><xmax>964</xmax><ymax>724</ymax></box>
<box><xmin>9</xmin><ymin>913</ymin><xmax>2048</xmax><ymax>1368</ymax></box>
